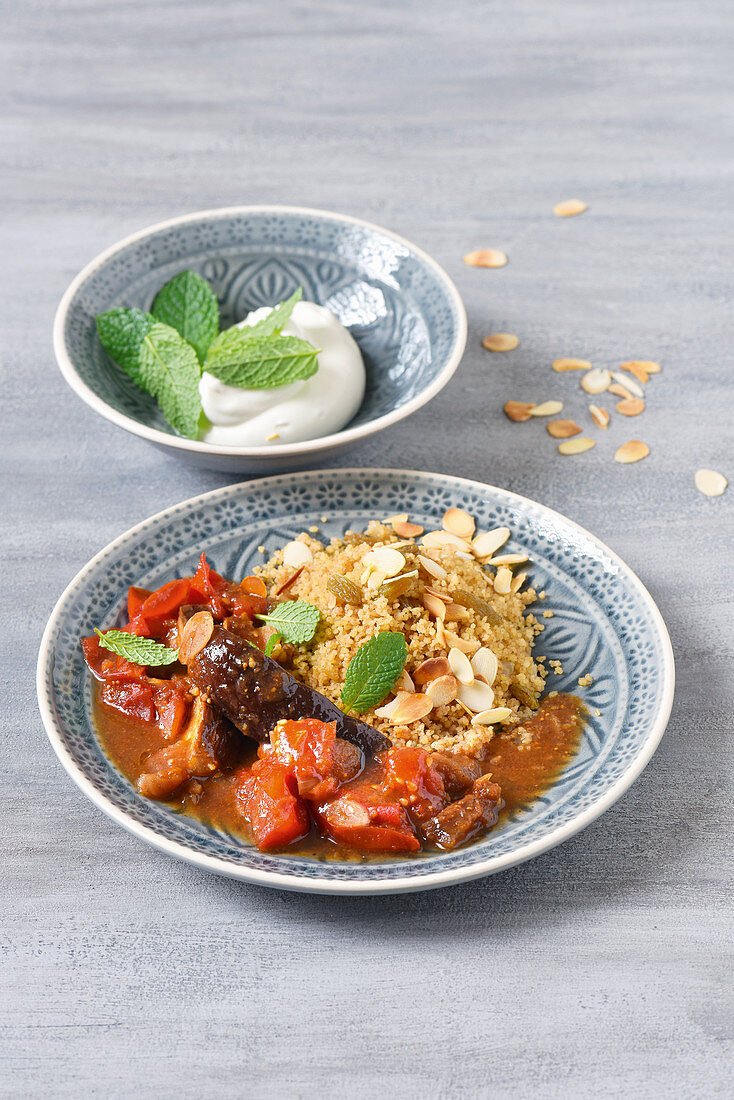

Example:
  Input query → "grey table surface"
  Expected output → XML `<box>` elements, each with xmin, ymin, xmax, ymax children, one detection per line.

<box><xmin>2</xmin><ymin>1</ymin><xmax>732</xmax><ymax>1096</ymax></box>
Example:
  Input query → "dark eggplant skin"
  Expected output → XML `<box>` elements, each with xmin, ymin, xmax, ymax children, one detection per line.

<box><xmin>187</xmin><ymin>624</ymin><xmax>391</xmax><ymax>757</ymax></box>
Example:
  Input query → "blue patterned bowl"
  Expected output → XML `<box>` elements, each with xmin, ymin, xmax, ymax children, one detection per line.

<box><xmin>53</xmin><ymin>207</ymin><xmax>467</xmax><ymax>472</ymax></box>
<box><xmin>37</xmin><ymin>470</ymin><xmax>674</xmax><ymax>894</ymax></box>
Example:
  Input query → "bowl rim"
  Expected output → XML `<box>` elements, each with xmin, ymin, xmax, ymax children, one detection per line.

<box><xmin>36</xmin><ymin>468</ymin><xmax>676</xmax><ymax>895</ymax></box>
<box><xmin>53</xmin><ymin>205</ymin><xmax>468</xmax><ymax>457</ymax></box>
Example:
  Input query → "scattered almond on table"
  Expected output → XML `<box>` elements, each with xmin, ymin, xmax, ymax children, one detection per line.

<box><xmin>529</xmin><ymin>400</ymin><xmax>563</xmax><ymax>417</ymax></box>
<box><xmin>615</xmin><ymin>441</ymin><xmax>650</xmax><ymax>464</ymax></box>
<box><xmin>504</xmin><ymin>400</ymin><xmax>535</xmax><ymax>422</ymax></box>
<box><xmin>616</xmin><ymin>398</ymin><xmax>645</xmax><ymax>417</ymax></box>
<box><xmin>482</xmin><ymin>332</ymin><xmax>518</xmax><ymax>352</ymax></box>
<box><xmin>559</xmin><ymin>438</ymin><xmax>595</xmax><ymax>455</ymax></box>
<box><xmin>694</xmin><ymin>469</ymin><xmax>728</xmax><ymax>497</ymax></box>
<box><xmin>553</xmin><ymin>358</ymin><xmax>592</xmax><ymax>371</ymax></box>
<box><xmin>589</xmin><ymin>405</ymin><xmax>610</xmax><ymax>429</ymax></box>
<box><xmin>553</xmin><ymin>199</ymin><xmax>588</xmax><ymax>217</ymax></box>
<box><xmin>463</xmin><ymin>249</ymin><xmax>508</xmax><ymax>268</ymax></box>
<box><xmin>547</xmin><ymin>419</ymin><xmax>582</xmax><ymax>438</ymax></box>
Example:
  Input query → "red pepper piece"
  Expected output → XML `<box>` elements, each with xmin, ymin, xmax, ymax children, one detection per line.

<box><xmin>127</xmin><ymin>586</ymin><xmax>151</xmax><ymax>620</ymax></box>
<box><xmin>269</xmin><ymin>719</ymin><xmax>362</xmax><ymax>802</ymax></box>
<box><xmin>100</xmin><ymin>681</ymin><xmax>156</xmax><ymax>723</ymax></box>
<box><xmin>380</xmin><ymin>746</ymin><xmax>447</xmax><ymax>821</ymax></box>
<box><xmin>236</xmin><ymin>758</ymin><xmax>310</xmax><ymax>851</ymax></box>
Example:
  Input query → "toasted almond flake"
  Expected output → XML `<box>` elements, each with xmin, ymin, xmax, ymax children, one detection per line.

<box><xmin>423</xmin><ymin>530</ymin><xmax>473</xmax><ymax>553</ymax></box>
<box><xmin>283</xmin><ymin>540</ymin><xmax>314</xmax><ymax>568</ymax></box>
<box><xmin>547</xmin><ymin>419</ymin><xmax>582</xmax><ymax>438</ymax></box>
<box><xmin>558</xmin><ymin>437</ymin><xmax>595</xmax><ymax>455</ymax></box>
<box><xmin>615</xmin><ymin>440</ymin><xmax>650</xmax><ymax>464</ymax></box>
<box><xmin>471</xmin><ymin>647</ymin><xmax>499</xmax><ymax>686</ymax></box>
<box><xmin>504</xmin><ymin>400</ymin><xmax>535</xmax><ymax>422</ymax></box>
<box><xmin>553</xmin><ymin>199</ymin><xmax>588</xmax><ymax>217</ymax></box>
<box><xmin>488</xmin><ymin>553</ymin><xmax>529</xmax><ymax>566</ymax></box>
<box><xmin>510</xmin><ymin>572</ymin><xmax>527</xmax><ymax>593</ymax></box>
<box><xmin>398</xmin><ymin>669</ymin><xmax>415</xmax><ymax>693</ymax></box>
<box><xmin>620</xmin><ymin>362</ymin><xmax>649</xmax><ymax>384</ymax></box>
<box><xmin>448</xmin><ymin>647</ymin><xmax>475</xmax><ymax>685</ymax></box>
<box><xmin>178</xmin><ymin>610</ymin><xmax>214</xmax><ymax>664</ymax></box>
<box><xmin>442</xmin><ymin>507</ymin><xmax>476</xmax><ymax>540</ymax></box>
<box><xmin>413</xmin><ymin>656</ymin><xmax>451</xmax><ymax>685</ymax></box>
<box><xmin>581</xmin><ymin>368</ymin><xmax>611</xmax><ymax>394</ymax></box>
<box><xmin>435</xmin><ymin>619</ymin><xmax>447</xmax><ymax>649</ymax></box>
<box><xmin>373</xmin><ymin>691</ymin><xmax>410</xmax><ymax>720</ymax></box>
<box><xmin>392</xmin><ymin>519</ymin><xmax>423</xmax><ymax>538</ymax></box>
<box><xmin>472</xmin><ymin>527</ymin><xmax>511</xmax><ymax>559</ymax></box>
<box><xmin>589</xmin><ymin>404</ymin><xmax>610</xmax><ymax>429</ymax></box>
<box><xmin>472</xmin><ymin>706</ymin><xmax>512</xmax><ymax>726</ymax></box>
<box><xmin>617</xmin><ymin>398</ymin><xmax>645</xmax><ymax>416</ymax></box>
<box><xmin>608</xmin><ymin>382</ymin><xmax>633</xmax><ymax>400</ymax></box>
<box><xmin>456</xmin><ymin>680</ymin><xmax>496</xmax><ymax>713</ymax></box>
<box><xmin>621</xmin><ymin>359</ymin><xmax>661</xmax><ymax>376</ymax></box>
<box><xmin>611</xmin><ymin>371</ymin><xmax>644</xmax><ymax>398</ymax></box>
<box><xmin>389</xmin><ymin>692</ymin><xmax>434</xmax><ymax>725</ymax></box>
<box><xmin>529</xmin><ymin>400</ymin><xmax>564</xmax><ymax>417</ymax></box>
<box><xmin>422</xmin><ymin>592</ymin><xmax>447</xmax><ymax>620</ymax></box>
<box><xmin>418</xmin><ymin>554</ymin><xmax>448</xmax><ymax>580</ymax></box>
<box><xmin>442</xmin><ymin>628</ymin><xmax>480</xmax><ymax>655</ymax></box>
<box><xmin>444</xmin><ymin>602</ymin><xmax>471</xmax><ymax>622</ymax></box>
<box><xmin>425</xmin><ymin>674</ymin><xmax>460</xmax><ymax>707</ymax></box>
<box><xmin>553</xmin><ymin>358</ymin><xmax>592</xmax><ymax>372</ymax></box>
<box><xmin>366</xmin><ymin>569</ymin><xmax>387</xmax><ymax>590</ymax></box>
<box><xmin>694</xmin><ymin>468</ymin><xmax>728</xmax><ymax>497</ymax></box>
<box><xmin>424</xmin><ymin>585</ymin><xmax>452</xmax><ymax>603</ymax></box>
<box><xmin>482</xmin><ymin>332</ymin><xmax>518</xmax><ymax>352</ymax></box>
<box><xmin>363</xmin><ymin>546</ymin><xmax>406</xmax><ymax>577</ymax></box>
<box><xmin>463</xmin><ymin>249</ymin><xmax>508</xmax><ymax>268</ymax></box>
<box><xmin>493</xmin><ymin>566</ymin><xmax>513</xmax><ymax>594</ymax></box>
<box><xmin>385</xmin><ymin>512</ymin><xmax>409</xmax><ymax>526</ymax></box>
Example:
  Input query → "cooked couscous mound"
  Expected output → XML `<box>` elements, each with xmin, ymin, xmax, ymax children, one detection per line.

<box><xmin>258</xmin><ymin>516</ymin><xmax>546</xmax><ymax>756</ymax></box>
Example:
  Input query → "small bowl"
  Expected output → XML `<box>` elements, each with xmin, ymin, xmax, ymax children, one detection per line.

<box><xmin>54</xmin><ymin>206</ymin><xmax>467</xmax><ymax>472</ymax></box>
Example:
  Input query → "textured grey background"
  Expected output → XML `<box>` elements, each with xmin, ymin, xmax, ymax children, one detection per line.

<box><xmin>2</xmin><ymin>1</ymin><xmax>732</xmax><ymax>1096</ymax></box>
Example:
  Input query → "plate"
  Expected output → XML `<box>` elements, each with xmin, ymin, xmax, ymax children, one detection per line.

<box><xmin>37</xmin><ymin>470</ymin><xmax>674</xmax><ymax>894</ymax></box>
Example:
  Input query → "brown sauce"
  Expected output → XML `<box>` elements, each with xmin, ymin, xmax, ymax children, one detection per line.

<box><xmin>93</xmin><ymin>689</ymin><xmax>584</xmax><ymax>861</ymax></box>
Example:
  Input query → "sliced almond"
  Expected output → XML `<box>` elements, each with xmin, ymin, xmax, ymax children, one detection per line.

<box><xmin>608</xmin><ymin>382</ymin><xmax>633</xmax><ymax>400</ymax></box>
<box><xmin>482</xmin><ymin>332</ymin><xmax>518</xmax><ymax>352</ymax></box>
<box><xmin>422</xmin><ymin>592</ymin><xmax>447</xmax><ymax>620</ymax></box>
<box><xmin>510</xmin><ymin>572</ymin><xmax>527</xmax><ymax>593</ymax></box>
<box><xmin>472</xmin><ymin>706</ymin><xmax>512</xmax><ymax>726</ymax></box>
<box><xmin>553</xmin><ymin>199</ymin><xmax>587</xmax><ymax>217</ymax></box>
<box><xmin>178</xmin><ymin>611</ymin><xmax>214</xmax><ymax>665</ymax></box>
<box><xmin>398</xmin><ymin>669</ymin><xmax>415</xmax><ymax>693</ymax></box>
<box><xmin>504</xmin><ymin>400</ymin><xmax>535</xmax><ymax>422</ymax></box>
<box><xmin>547</xmin><ymin>419</ymin><xmax>582</xmax><ymax>438</ymax></box>
<box><xmin>463</xmin><ymin>249</ymin><xmax>508</xmax><ymax>268</ymax></box>
<box><xmin>442</xmin><ymin>628</ymin><xmax>480</xmax><ymax>655</ymax></box>
<box><xmin>529</xmin><ymin>400</ymin><xmax>564</xmax><ymax>417</ymax></box>
<box><xmin>611</xmin><ymin>371</ymin><xmax>644</xmax><ymax>398</ymax></box>
<box><xmin>363</xmin><ymin>546</ymin><xmax>406</xmax><ymax>577</ymax></box>
<box><xmin>621</xmin><ymin>359</ymin><xmax>660</xmax><ymax>376</ymax></box>
<box><xmin>389</xmin><ymin>692</ymin><xmax>434</xmax><ymax>725</ymax></box>
<box><xmin>614</xmin><ymin>441</ymin><xmax>650</xmax><ymax>464</ymax></box>
<box><xmin>616</xmin><ymin>398</ymin><xmax>645</xmax><ymax>416</ymax></box>
<box><xmin>553</xmin><ymin>358</ymin><xmax>592</xmax><ymax>372</ymax></box>
<box><xmin>471</xmin><ymin>646</ymin><xmax>498</xmax><ymax>686</ymax></box>
<box><xmin>558</xmin><ymin>438</ymin><xmax>595</xmax><ymax>455</ymax></box>
<box><xmin>694</xmin><ymin>468</ymin><xmax>728</xmax><ymax>497</ymax></box>
<box><xmin>487</xmin><ymin>553</ymin><xmax>529</xmax><ymax>566</ymax></box>
<box><xmin>442</xmin><ymin>507</ymin><xmax>475</xmax><ymax>540</ymax></box>
<box><xmin>493</xmin><ymin>566</ymin><xmax>513</xmax><ymax>594</ymax></box>
<box><xmin>423</xmin><ymin>585</ymin><xmax>451</xmax><ymax>603</ymax></box>
<box><xmin>435</xmin><ymin>619</ymin><xmax>447</xmax><ymax>649</ymax></box>
<box><xmin>581</xmin><ymin>368</ymin><xmax>611</xmax><ymax>394</ymax></box>
<box><xmin>392</xmin><ymin>519</ymin><xmax>423</xmax><ymax>538</ymax></box>
<box><xmin>418</xmin><ymin>554</ymin><xmax>448</xmax><ymax>581</ymax></box>
<box><xmin>283</xmin><ymin>540</ymin><xmax>314</xmax><ymax>568</ymax></box>
<box><xmin>456</xmin><ymin>680</ymin><xmax>496</xmax><ymax>714</ymax></box>
<box><xmin>425</xmin><ymin>674</ymin><xmax>460</xmax><ymax>707</ymax></box>
<box><xmin>472</xmin><ymin>527</ymin><xmax>511</xmax><ymax>559</ymax></box>
<box><xmin>413</xmin><ymin>656</ymin><xmax>451</xmax><ymax>685</ymax></box>
<box><xmin>444</xmin><ymin>602</ymin><xmax>471</xmax><ymax>623</ymax></box>
<box><xmin>589</xmin><ymin>404</ymin><xmax>610</xmax><ymax>429</ymax></box>
<box><xmin>374</xmin><ymin>691</ymin><xmax>410</xmax><ymax>719</ymax></box>
<box><xmin>620</xmin><ymin>362</ymin><xmax>649</xmax><ymax>385</ymax></box>
<box><xmin>448</xmin><ymin>647</ymin><xmax>474</xmax><ymax>685</ymax></box>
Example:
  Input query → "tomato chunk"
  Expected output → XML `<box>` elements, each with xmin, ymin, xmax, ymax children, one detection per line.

<box><xmin>237</xmin><ymin>758</ymin><xmax>310</xmax><ymax>851</ymax></box>
<box><xmin>139</xmin><ymin>578</ymin><xmax>192</xmax><ymax>632</ymax></box>
<box><xmin>316</xmin><ymin>787</ymin><xmax>420</xmax><ymax>853</ymax></box>
<box><xmin>269</xmin><ymin>719</ymin><xmax>362</xmax><ymax>802</ymax></box>
<box><xmin>101</xmin><ymin>681</ymin><xmax>156</xmax><ymax>723</ymax></box>
<box><xmin>153</xmin><ymin>682</ymin><xmax>189</xmax><ymax>739</ymax></box>
<box><xmin>127</xmin><ymin>586</ymin><xmax>151</xmax><ymax>620</ymax></box>
<box><xmin>380</xmin><ymin>746</ymin><xmax>447</xmax><ymax>821</ymax></box>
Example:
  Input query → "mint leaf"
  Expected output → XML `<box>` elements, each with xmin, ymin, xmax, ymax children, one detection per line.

<box><xmin>256</xmin><ymin>600</ymin><xmax>320</xmax><ymax>645</ymax></box>
<box><xmin>151</xmin><ymin>270</ymin><xmax>220</xmax><ymax>363</ymax></box>
<box><xmin>94</xmin><ymin>628</ymin><xmax>179</xmax><ymax>666</ymax></box>
<box><xmin>138</xmin><ymin>322</ymin><xmax>202</xmax><ymax>438</ymax></box>
<box><xmin>264</xmin><ymin>633</ymin><xmax>281</xmax><ymax>657</ymax></box>
<box><xmin>204</xmin><ymin>334</ymin><xmax>319</xmax><ymax>390</ymax></box>
<box><xmin>96</xmin><ymin>308</ymin><xmax>155</xmax><ymax>386</ymax></box>
<box><xmin>242</xmin><ymin>286</ymin><xmax>302</xmax><ymax>340</ymax></box>
<box><xmin>341</xmin><ymin>631</ymin><xmax>408</xmax><ymax>714</ymax></box>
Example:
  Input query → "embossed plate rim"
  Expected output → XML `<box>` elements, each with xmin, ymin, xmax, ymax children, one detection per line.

<box><xmin>37</xmin><ymin>469</ymin><xmax>675</xmax><ymax>894</ymax></box>
<box><xmin>52</xmin><ymin>205</ymin><xmax>467</xmax><ymax>457</ymax></box>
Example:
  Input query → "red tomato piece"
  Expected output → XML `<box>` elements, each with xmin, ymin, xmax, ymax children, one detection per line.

<box><xmin>237</xmin><ymin>758</ymin><xmax>310</xmax><ymax>851</ymax></box>
<box><xmin>153</xmin><ymin>683</ymin><xmax>189</xmax><ymax>739</ymax></box>
<box><xmin>316</xmin><ymin>788</ymin><xmax>420</xmax><ymax>853</ymax></box>
<box><xmin>127</xmin><ymin>586</ymin><xmax>151</xmax><ymax>620</ymax></box>
<box><xmin>269</xmin><ymin>719</ymin><xmax>361</xmax><ymax>802</ymax></box>
<box><xmin>101</xmin><ymin>681</ymin><xmax>156</xmax><ymax>723</ymax></box>
<box><xmin>189</xmin><ymin>553</ymin><xmax>230</xmax><ymax>618</ymax></box>
<box><xmin>380</xmin><ymin>746</ymin><xmax>447</xmax><ymax>821</ymax></box>
<box><xmin>81</xmin><ymin>636</ymin><xmax>147</xmax><ymax>683</ymax></box>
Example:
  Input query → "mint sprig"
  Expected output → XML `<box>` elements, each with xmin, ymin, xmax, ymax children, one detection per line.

<box><xmin>96</xmin><ymin>308</ymin><xmax>155</xmax><ymax>387</ymax></box>
<box><xmin>240</xmin><ymin>286</ymin><xmax>302</xmax><ymax>340</ymax></box>
<box><xmin>203</xmin><ymin>334</ymin><xmax>319</xmax><ymax>389</ymax></box>
<box><xmin>94</xmin><ymin>628</ymin><xmax>179</xmax><ymax>666</ymax></box>
<box><xmin>341</xmin><ymin>631</ymin><xmax>408</xmax><ymax>714</ymax></box>
<box><xmin>138</xmin><ymin>323</ymin><xmax>203</xmax><ymax>438</ymax></box>
<box><xmin>151</xmin><ymin>270</ymin><xmax>219</xmax><ymax>363</ymax></box>
<box><xmin>255</xmin><ymin>600</ymin><xmax>320</xmax><ymax>645</ymax></box>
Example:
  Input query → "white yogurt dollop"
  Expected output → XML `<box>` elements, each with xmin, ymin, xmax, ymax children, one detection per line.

<box><xmin>199</xmin><ymin>301</ymin><xmax>365</xmax><ymax>446</ymax></box>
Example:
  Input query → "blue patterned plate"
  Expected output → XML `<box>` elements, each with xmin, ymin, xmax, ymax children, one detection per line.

<box><xmin>37</xmin><ymin>470</ymin><xmax>674</xmax><ymax>894</ymax></box>
<box><xmin>53</xmin><ymin>206</ymin><xmax>466</xmax><ymax>473</ymax></box>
